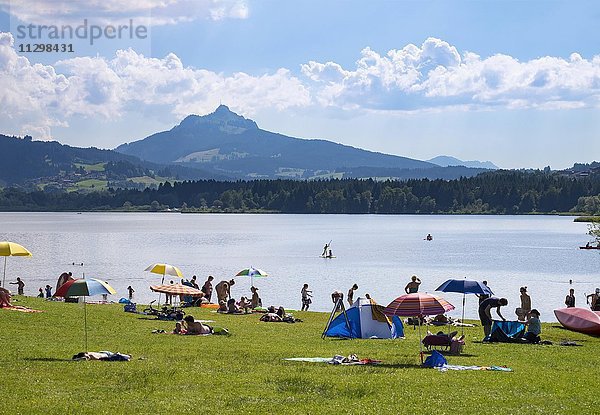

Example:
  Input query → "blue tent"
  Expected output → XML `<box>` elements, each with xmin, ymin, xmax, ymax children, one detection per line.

<box><xmin>487</xmin><ymin>320</ymin><xmax>525</xmax><ymax>343</ymax></box>
<box><xmin>324</xmin><ymin>298</ymin><xmax>404</xmax><ymax>339</ymax></box>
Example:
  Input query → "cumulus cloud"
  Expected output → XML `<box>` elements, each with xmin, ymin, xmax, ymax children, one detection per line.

<box><xmin>0</xmin><ymin>32</ymin><xmax>309</xmax><ymax>139</ymax></box>
<box><xmin>0</xmin><ymin>0</ymin><xmax>249</xmax><ymax>26</ymax></box>
<box><xmin>3</xmin><ymin>32</ymin><xmax>600</xmax><ymax>139</ymax></box>
<box><xmin>302</xmin><ymin>37</ymin><xmax>600</xmax><ymax>111</ymax></box>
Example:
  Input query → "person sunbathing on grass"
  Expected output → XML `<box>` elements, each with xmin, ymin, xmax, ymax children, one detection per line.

<box><xmin>260</xmin><ymin>312</ymin><xmax>283</xmax><ymax>322</ymax></box>
<box><xmin>0</xmin><ymin>287</ymin><xmax>13</xmax><ymax>307</ymax></box>
<box><xmin>173</xmin><ymin>322</ymin><xmax>187</xmax><ymax>334</ymax></box>
<box><xmin>182</xmin><ymin>315</ymin><xmax>212</xmax><ymax>335</ymax></box>
<box><xmin>227</xmin><ymin>298</ymin><xmax>242</xmax><ymax>314</ymax></box>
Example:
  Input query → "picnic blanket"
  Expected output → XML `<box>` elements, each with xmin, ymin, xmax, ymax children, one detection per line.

<box><xmin>0</xmin><ymin>305</ymin><xmax>44</xmax><ymax>313</ymax></box>
<box><xmin>72</xmin><ymin>351</ymin><xmax>131</xmax><ymax>361</ymax></box>
<box><xmin>435</xmin><ymin>365</ymin><xmax>513</xmax><ymax>372</ymax></box>
<box><xmin>284</xmin><ymin>355</ymin><xmax>382</xmax><ymax>365</ymax></box>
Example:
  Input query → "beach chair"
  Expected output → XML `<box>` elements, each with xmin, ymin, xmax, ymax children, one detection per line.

<box><xmin>422</xmin><ymin>331</ymin><xmax>464</xmax><ymax>354</ymax></box>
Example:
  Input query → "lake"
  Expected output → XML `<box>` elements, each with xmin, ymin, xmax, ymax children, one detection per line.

<box><xmin>1</xmin><ymin>212</ymin><xmax>597</xmax><ymax>322</ymax></box>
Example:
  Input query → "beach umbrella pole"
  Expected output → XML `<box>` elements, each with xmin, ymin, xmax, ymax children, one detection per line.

<box><xmin>2</xmin><ymin>256</ymin><xmax>6</xmax><ymax>287</ymax></box>
<box><xmin>418</xmin><ymin>317</ymin><xmax>424</xmax><ymax>363</ymax></box>
<box><xmin>462</xmin><ymin>293</ymin><xmax>466</xmax><ymax>336</ymax></box>
<box><xmin>84</xmin><ymin>296</ymin><xmax>88</xmax><ymax>351</ymax></box>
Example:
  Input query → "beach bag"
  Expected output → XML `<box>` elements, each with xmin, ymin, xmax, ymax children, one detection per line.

<box><xmin>124</xmin><ymin>303</ymin><xmax>137</xmax><ymax>313</ymax></box>
<box><xmin>423</xmin><ymin>350</ymin><xmax>447</xmax><ymax>368</ymax></box>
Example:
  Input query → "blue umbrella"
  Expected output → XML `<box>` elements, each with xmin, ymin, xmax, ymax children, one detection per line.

<box><xmin>436</xmin><ymin>279</ymin><xmax>493</xmax><ymax>295</ymax></box>
<box><xmin>436</xmin><ymin>279</ymin><xmax>494</xmax><ymax>334</ymax></box>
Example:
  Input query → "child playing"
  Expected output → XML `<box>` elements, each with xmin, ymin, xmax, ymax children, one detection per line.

<box><xmin>301</xmin><ymin>283</ymin><xmax>312</xmax><ymax>311</ymax></box>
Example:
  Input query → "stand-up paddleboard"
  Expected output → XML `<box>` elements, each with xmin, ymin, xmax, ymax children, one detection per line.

<box><xmin>320</xmin><ymin>255</ymin><xmax>336</xmax><ymax>259</ymax></box>
<box><xmin>554</xmin><ymin>307</ymin><xmax>600</xmax><ymax>335</ymax></box>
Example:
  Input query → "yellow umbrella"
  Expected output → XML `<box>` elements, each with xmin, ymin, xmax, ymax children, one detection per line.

<box><xmin>144</xmin><ymin>263</ymin><xmax>183</xmax><ymax>280</ymax></box>
<box><xmin>144</xmin><ymin>263</ymin><xmax>183</xmax><ymax>306</ymax></box>
<box><xmin>0</xmin><ymin>241</ymin><xmax>32</xmax><ymax>288</ymax></box>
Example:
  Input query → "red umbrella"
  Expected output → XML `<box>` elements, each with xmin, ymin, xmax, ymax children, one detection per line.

<box><xmin>384</xmin><ymin>293</ymin><xmax>455</xmax><ymax>361</ymax></box>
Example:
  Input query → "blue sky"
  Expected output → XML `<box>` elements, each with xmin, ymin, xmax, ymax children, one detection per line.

<box><xmin>1</xmin><ymin>0</ymin><xmax>599</xmax><ymax>169</ymax></box>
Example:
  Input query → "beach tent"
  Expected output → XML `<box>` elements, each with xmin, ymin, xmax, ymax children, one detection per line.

<box><xmin>324</xmin><ymin>297</ymin><xmax>404</xmax><ymax>339</ymax></box>
<box><xmin>487</xmin><ymin>320</ymin><xmax>525</xmax><ymax>343</ymax></box>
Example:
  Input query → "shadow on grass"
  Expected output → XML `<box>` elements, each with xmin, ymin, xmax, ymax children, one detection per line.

<box><xmin>374</xmin><ymin>363</ymin><xmax>422</xmax><ymax>369</ymax></box>
<box><xmin>24</xmin><ymin>357</ymin><xmax>73</xmax><ymax>362</ymax></box>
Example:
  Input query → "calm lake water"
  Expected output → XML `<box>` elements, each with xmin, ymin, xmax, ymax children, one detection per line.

<box><xmin>1</xmin><ymin>212</ymin><xmax>597</xmax><ymax>322</ymax></box>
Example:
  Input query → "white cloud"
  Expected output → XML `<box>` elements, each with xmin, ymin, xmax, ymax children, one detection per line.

<box><xmin>302</xmin><ymin>37</ymin><xmax>600</xmax><ymax>112</ymax></box>
<box><xmin>0</xmin><ymin>0</ymin><xmax>249</xmax><ymax>26</ymax></box>
<box><xmin>0</xmin><ymin>31</ymin><xmax>310</xmax><ymax>139</ymax></box>
<box><xmin>3</xmin><ymin>32</ymin><xmax>600</xmax><ymax>140</ymax></box>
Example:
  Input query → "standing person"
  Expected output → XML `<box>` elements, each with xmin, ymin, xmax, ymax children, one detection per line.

<box><xmin>301</xmin><ymin>283</ymin><xmax>312</xmax><ymax>311</ymax></box>
<box><xmin>479</xmin><ymin>297</ymin><xmax>508</xmax><ymax>339</ymax></box>
<box><xmin>477</xmin><ymin>281</ymin><xmax>491</xmax><ymax>305</ymax></box>
<box><xmin>215</xmin><ymin>279</ymin><xmax>235</xmax><ymax>303</ymax></box>
<box><xmin>404</xmin><ymin>275</ymin><xmax>421</xmax><ymax>294</ymax></box>
<box><xmin>587</xmin><ymin>288</ymin><xmax>600</xmax><ymax>311</ymax></box>
<box><xmin>165</xmin><ymin>280</ymin><xmax>174</xmax><ymax>305</ymax></box>
<box><xmin>516</xmin><ymin>286</ymin><xmax>531</xmax><ymax>321</ymax></box>
<box><xmin>322</xmin><ymin>242</ymin><xmax>329</xmax><ymax>257</ymax></box>
<box><xmin>250</xmin><ymin>286</ymin><xmax>262</xmax><ymax>309</ymax></box>
<box><xmin>565</xmin><ymin>288</ymin><xmax>575</xmax><ymax>308</ymax></box>
<box><xmin>127</xmin><ymin>285</ymin><xmax>135</xmax><ymax>300</ymax></box>
<box><xmin>201</xmin><ymin>276</ymin><xmax>214</xmax><ymax>303</ymax></box>
<box><xmin>10</xmin><ymin>277</ymin><xmax>25</xmax><ymax>295</ymax></box>
<box><xmin>37</xmin><ymin>288</ymin><xmax>44</xmax><ymax>298</ymax></box>
<box><xmin>44</xmin><ymin>285</ymin><xmax>52</xmax><ymax>298</ymax></box>
<box><xmin>331</xmin><ymin>290</ymin><xmax>344</xmax><ymax>311</ymax></box>
<box><xmin>347</xmin><ymin>283</ymin><xmax>358</xmax><ymax>306</ymax></box>
<box><xmin>56</xmin><ymin>272</ymin><xmax>73</xmax><ymax>292</ymax></box>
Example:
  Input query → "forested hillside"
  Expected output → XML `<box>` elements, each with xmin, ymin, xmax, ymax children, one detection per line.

<box><xmin>1</xmin><ymin>170</ymin><xmax>599</xmax><ymax>214</ymax></box>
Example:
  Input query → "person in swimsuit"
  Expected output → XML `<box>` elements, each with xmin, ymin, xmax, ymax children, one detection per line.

<box><xmin>405</xmin><ymin>276</ymin><xmax>421</xmax><ymax>294</ymax></box>
<box><xmin>479</xmin><ymin>297</ymin><xmax>508</xmax><ymax>339</ymax></box>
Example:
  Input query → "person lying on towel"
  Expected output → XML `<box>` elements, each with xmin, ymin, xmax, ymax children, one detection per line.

<box><xmin>181</xmin><ymin>315</ymin><xmax>212</xmax><ymax>335</ymax></box>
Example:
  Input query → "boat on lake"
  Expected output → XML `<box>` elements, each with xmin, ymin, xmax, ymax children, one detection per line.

<box><xmin>579</xmin><ymin>245</ymin><xmax>600</xmax><ymax>250</ymax></box>
<box><xmin>554</xmin><ymin>307</ymin><xmax>600</xmax><ymax>335</ymax></box>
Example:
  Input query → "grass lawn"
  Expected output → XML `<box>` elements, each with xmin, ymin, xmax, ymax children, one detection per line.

<box><xmin>0</xmin><ymin>297</ymin><xmax>597</xmax><ymax>414</ymax></box>
<box><xmin>74</xmin><ymin>163</ymin><xmax>106</xmax><ymax>172</ymax></box>
<box><xmin>69</xmin><ymin>179</ymin><xmax>108</xmax><ymax>192</ymax></box>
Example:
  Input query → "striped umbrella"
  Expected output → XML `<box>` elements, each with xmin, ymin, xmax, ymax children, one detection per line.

<box><xmin>54</xmin><ymin>278</ymin><xmax>116</xmax><ymax>352</ymax></box>
<box><xmin>144</xmin><ymin>263</ymin><xmax>184</xmax><ymax>306</ymax></box>
<box><xmin>235</xmin><ymin>267</ymin><xmax>268</xmax><ymax>288</ymax></box>
<box><xmin>384</xmin><ymin>293</ymin><xmax>455</xmax><ymax>317</ymax></box>
<box><xmin>150</xmin><ymin>284</ymin><xmax>204</xmax><ymax>297</ymax></box>
<box><xmin>384</xmin><ymin>293</ymin><xmax>455</xmax><ymax>360</ymax></box>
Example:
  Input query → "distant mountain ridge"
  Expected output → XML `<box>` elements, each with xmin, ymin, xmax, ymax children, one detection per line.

<box><xmin>427</xmin><ymin>155</ymin><xmax>498</xmax><ymax>169</ymax></box>
<box><xmin>0</xmin><ymin>133</ymin><xmax>224</xmax><ymax>189</ymax></box>
<box><xmin>116</xmin><ymin>105</ymin><xmax>486</xmax><ymax>180</ymax></box>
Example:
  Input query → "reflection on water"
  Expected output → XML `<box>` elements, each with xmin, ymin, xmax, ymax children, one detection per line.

<box><xmin>0</xmin><ymin>212</ymin><xmax>597</xmax><ymax>321</ymax></box>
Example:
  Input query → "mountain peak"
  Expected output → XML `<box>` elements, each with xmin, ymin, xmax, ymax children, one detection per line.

<box><xmin>214</xmin><ymin>104</ymin><xmax>232</xmax><ymax>114</ymax></box>
<box><xmin>428</xmin><ymin>155</ymin><xmax>498</xmax><ymax>169</ymax></box>
<box><xmin>176</xmin><ymin>105</ymin><xmax>258</xmax><ymax>134</ymax></box>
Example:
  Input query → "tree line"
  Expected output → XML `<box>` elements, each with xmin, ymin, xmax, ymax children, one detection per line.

<box><xmin>1</xmin><ymin>170</ymin><xmax>600</xmax><ymax>214</ymax></box>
